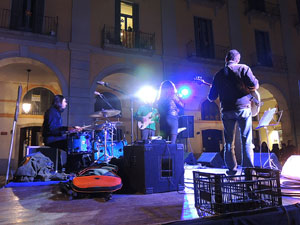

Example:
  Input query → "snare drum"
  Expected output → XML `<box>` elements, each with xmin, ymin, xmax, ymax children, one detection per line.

<box><xmin>68</xmin><ymin>132</ymin><xmax>92</xmax><ymax>153</ymax></box>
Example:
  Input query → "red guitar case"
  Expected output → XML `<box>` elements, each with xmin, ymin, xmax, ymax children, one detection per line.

<box><xmin>61</xmin><ymin>164</ymin><xmax>122</xmax><ymax>200</ymax></box>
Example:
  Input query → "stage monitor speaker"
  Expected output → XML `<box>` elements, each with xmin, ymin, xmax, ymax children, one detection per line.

<box><xmin>254</xmin><ymin>153</ymin><xmax>282</xmax><ymax>170</ymax></box>
<box><xmin>184</xmin><ymin>152</ymin><xmax>197</xmax><ymax>165</ymax></box>
<box><xmin>281</xmin><ymin>155</ymin><xmax>300</xmax><ymax>179</ymax></box>
<box><xmin>27</xmin><ymin>146</ymin><xmax>67</xmax><ymax>171</ymax></box>
<box><xmin>124</xmin><ymin>143</ymin><xmax>184</xmax><ymax>194</ymax></box>
<box><xmin>178</xmin><ymin>115</ymin><xmax>194</xmax><ymax>139</ymax></box>
<box><xmin>197</xmin><ymin>152</ymin><xmax>225</xmax><ymax>168</ymax></box>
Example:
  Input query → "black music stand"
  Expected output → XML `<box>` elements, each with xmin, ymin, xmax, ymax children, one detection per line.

<box><xmin>255</xmin><ymin>108</ymin><xmax>283</xmax><ymax>169</ymax></box>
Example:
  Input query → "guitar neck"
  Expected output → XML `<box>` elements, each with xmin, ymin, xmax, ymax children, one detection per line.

<box><xmin>194</xmin><ymin>76</ymin><xmax>212</xmax><ymax>87</ymax></box>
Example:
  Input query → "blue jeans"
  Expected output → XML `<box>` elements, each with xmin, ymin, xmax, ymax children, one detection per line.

<box><xmin>141</xmin><ymin>128</ymin><xmax>155</xmax><ymax>141</ymax></box>
<box><xmin>222</xmin><ymin>108</ymin><xmax>254</xmax><ymax>170</ymax></box>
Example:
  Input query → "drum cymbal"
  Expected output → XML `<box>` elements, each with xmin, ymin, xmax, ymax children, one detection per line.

<box><xmin>90</xmin><ymin>109</ymin><xmax>121</xmax><ymax>118</ymax></box>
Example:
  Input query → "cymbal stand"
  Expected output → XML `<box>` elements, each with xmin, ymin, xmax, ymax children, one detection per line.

<box><xmin>94</xmin><ymin>121</ymin><xmax>113</xmax><ymax>164</ymax></box>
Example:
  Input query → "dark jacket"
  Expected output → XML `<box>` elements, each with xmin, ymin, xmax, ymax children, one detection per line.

<box><xmin>42</xmin><ymin>106</ymin><xmax>68</xmax><ymax>144</ymax></box>
<box><xmin>208</xmin><ymin>62</ymin><xmax>259</xmax><ymax>112</ymax></box>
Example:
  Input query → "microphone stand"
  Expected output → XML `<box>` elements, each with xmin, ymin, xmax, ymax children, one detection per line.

<box><xmin>6</xmin><ymin>85</ymin><xmax>22</xmax><ymax>185</ymax></box>
<box><xmin>96</xmin><ymin>93</ymin><xmax>115</xmax><ymax>110</ymax></box>
<box><xmin>98</xmin><ymin>84</ymin><xmax>134</xmax><ymax>144</ymax></box>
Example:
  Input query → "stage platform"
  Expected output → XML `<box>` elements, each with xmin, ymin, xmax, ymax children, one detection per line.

<box><xmin>1</xmin><ymin>165</ymin><xmax>300</xmax><ymax>225</ymax></box>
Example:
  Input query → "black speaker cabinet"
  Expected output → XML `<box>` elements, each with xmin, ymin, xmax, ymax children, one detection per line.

<box><xmin>124</xmin><ymin>143</ymin><xmax>184</xmax><ymax>194</ymax></box>
<box><xmin>197</xmin><ymin>152</ymin><xmax>225</xmax><ymax>168</ymax></box>
<box><xmin>178</xmin><ymin>115</ymin><xmax>194</xmax><ymax>139</ymax></box>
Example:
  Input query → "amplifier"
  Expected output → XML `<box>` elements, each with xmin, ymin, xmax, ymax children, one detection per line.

<box><xmin>124</xmin><ymin>143</ymin><xmax>184</xmax><ymax>194</ymax></box>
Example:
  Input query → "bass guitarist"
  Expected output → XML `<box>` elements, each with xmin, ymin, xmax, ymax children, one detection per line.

<box><xmin>208</xmin><ymin>49</ymin><xmax>259</xmax><ymax>176</ymax></box>
<box><xmin>134</xmin><ymin>100</ymin><xmax>159</xmax><ymax>141</ymax></box>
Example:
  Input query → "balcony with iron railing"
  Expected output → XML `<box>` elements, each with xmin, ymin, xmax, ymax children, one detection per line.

<box><xmin>0</xmin><ymin>8</ymin><xmax>58</xmax><ymax>37</ymax></box>
<box><xmin>186</xmin><ymin>40</ymin><xmax>229</xmax><ymax>63</ymax></box>
<box><xmin>102</xmin><ymin>25</ymin><xmax>155</xmax><ymax>55</ymax></box>
<box><xmin>244</xmin><ymin>0</ymin><xmax>280</xmax><ymax>21</ymax></box>
<box><xmin>250</xmin><ymin>53</ymin><xmax>288</xmax><ymax>72</ymax></box>
<box><xmin>186</xmin><ymin>0</ymin><xmax>225</xmax><ymax>9</ymax></box>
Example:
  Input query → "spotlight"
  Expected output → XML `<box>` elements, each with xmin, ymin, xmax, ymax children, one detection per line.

<box><xmin>178</xmin><ymin>85</ymin><xmax>192</xmax><ymax>99</ymax></box>
<box><xmin>135</xmin><ymin>86</ymin><xmax>157</xmax><ymax>104</ymax></box>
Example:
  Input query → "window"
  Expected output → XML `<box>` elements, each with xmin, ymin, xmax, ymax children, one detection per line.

<box><xmin>10</xmin><ymin>0</ymin><xmax>45</xmax><ymax>33</ymax></box>
<box><xmin>115</xmin><ymin>0</ymin><xmax>139</xmax><ymax>48</ymax></box>
<box><xmin>120</xmin><ymin>1</ymin><xmax>133</xmax><ymax>31</ymax></box>
<box><xmin>255</xmin><ymin>30</ymin><xmax>272</xmax><ymax>67</ymax></box>
<box><xmin>22</xmin><ymin>87</ymin><xmax>54</xmax><ymax>115</ymax></box>
<box><xmin>194</xmin><ymin>17</ymin><xmax>215</xmax><ymax>58</ymax></box>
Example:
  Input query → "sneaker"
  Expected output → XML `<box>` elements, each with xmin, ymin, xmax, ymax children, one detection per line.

<box><xmin>225</xmin><ymin>169</ymin><xmax>237</xmax><ymax>176</ymax></box>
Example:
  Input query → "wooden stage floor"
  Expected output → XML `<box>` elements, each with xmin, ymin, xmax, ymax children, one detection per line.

<box><xmin>1</xmin><ymin>166</ymin><xmax>300</xmax><ymax>225</ymax></box>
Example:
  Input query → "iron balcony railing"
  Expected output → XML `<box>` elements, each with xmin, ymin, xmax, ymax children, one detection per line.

<box><xmin>102</xmin><ymin>25</ymin><xmax>155</xmax><ymax>51</ymax></box>
<box><xmin>0</xmin><ymin>8</ymin><xmax>58</xmax><ymax>36</ymax></box>
<box><xmin>190</xmin><ymin>0</ymin><xmax>225</xmax><ymax>7</ymax></box>
<box><xmin>186</xmin><ymin>40</ymin><xmax>229</xmax><ymax>61</ymax></box>
<box><xmin>250</xmin><ymin>53</ymin><xmax>288</xmax><ymax>71</ymax></box>
<box><xmin>244</xmin><ymin>0</ymin><xmax>280</xmax><ymax>17</ymax></box>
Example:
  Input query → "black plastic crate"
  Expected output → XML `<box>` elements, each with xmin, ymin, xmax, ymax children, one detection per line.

<box><xmin>193</xmin><ymin>168</ymin><xmax>282</xmax><ymax>215</ymax></box>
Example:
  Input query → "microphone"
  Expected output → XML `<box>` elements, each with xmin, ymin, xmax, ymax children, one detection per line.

<box><xmin>94</xmin><ymin>91</ymin><xmax>103</xmax><ymax>97</ymax></box>
<box><xmin>97</xmin><ymin>81</ymin><xmax>108</xmax><ymax>87</ymax></box>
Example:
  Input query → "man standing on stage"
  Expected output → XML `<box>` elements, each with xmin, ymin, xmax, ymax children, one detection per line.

<box><xmin>208</xmin><ymin>49</ymin><xmax>259</xmax><ymax>175</ymax></box>
<box><xmin>135</xmin><ymin>101</ymin><xmax>159</xmax><ymax>141</ymax></box>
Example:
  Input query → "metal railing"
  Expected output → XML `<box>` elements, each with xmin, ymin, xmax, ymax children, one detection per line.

<box><xmin>186</xmin><ymin>40</ymin><xmax>229</xmax><ymax>61</ymax></box>
<box><xmin>244</xmin><ymin>0</ymin><xmax>280</xmax><ymax>17</ymax></box>
<box><xmin>0</xmin><ymin>8</ymin><xmax>58</xmax><ymax>36</ymax></box>
<box><xmin>102</xmin><ymin>25</ymin><xmax>155</xmax><ymax>51</ymax></box>
<box><xmin>250</xmin><ymin>53</ymin><xmax>287</xmax><ymax>71</ymax></box>
<box><xmin>189</xmin><ymin>0</ymin><xmax>225</xmax><ymax>7</ymax></box>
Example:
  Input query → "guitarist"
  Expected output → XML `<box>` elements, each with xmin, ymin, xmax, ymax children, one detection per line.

<box><xmin>134</xmin><ymin>101</ymin><xmax>159</xmax><ymax>141</ymax></box>
<box><xmin>208</xmin><ymin>49</ymin><xmax>259</xmax><ymax>176</ymax></box>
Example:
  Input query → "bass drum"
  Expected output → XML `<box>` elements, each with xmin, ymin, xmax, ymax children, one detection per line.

<box><xmin>68</xmin><ymin>131</ymin><xmax>92</xmax><ymax>153</ymax></box>
<box><xmin>94</xmin><ymin>140</ymin><xmax>128</xmax><ymax>162</ymax></box>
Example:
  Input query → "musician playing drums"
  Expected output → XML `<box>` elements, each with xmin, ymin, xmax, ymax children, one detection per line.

<box><xmin>207</xmin><ymin>49</ymin><xmax>259</xmax><ymax>176</ymax></box>
<box><xmin>42</xmin><ymin>95</ymin><xmax>82</xmax><ymax>150</ymax></box>
<box><xmin>134</xmin><ymin>98</ymin><xmax>159</xmax><ymax>141</ymax></box>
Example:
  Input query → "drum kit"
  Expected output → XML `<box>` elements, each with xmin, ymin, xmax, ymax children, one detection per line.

<box><xmin>67</xmin><ymin>109</ymin><xmax>127</xmax><ymax>164</ymax></box>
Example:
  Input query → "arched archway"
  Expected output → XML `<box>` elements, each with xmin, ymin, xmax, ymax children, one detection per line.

<box><xmin>91</xmin><ymin>63</ymin><xmax>162</xmax><ymax>142</ymax></box>
<box><xmin>0</xmin><ymin>54</ymin><xmax>67</xmax><ymax>96</ymax></box>
<box><xmin>0</xmin><ymin>55</ymin><xmax>67</xmax><ymax>174</ymax></box>
<box><xmin>257</xmin><ymin>84</ymin><xmax>291</xmax><ymax>149</ymax></box>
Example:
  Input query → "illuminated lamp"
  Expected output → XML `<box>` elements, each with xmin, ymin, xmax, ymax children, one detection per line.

<box><xmin>22</xmin><ymin>69</ymin><xmax>31</xmax><ymax>114</ymax></box>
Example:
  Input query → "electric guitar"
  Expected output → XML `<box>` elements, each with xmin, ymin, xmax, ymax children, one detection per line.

<box><xmin>138</xmin><ymin>112</ymin><xmax>158</xmax><ymax>130</ymax></box>
<box><xmin>193</xmin><ymin>76</ymin><xmax>262</xmax><ymax>117</ymax></box>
